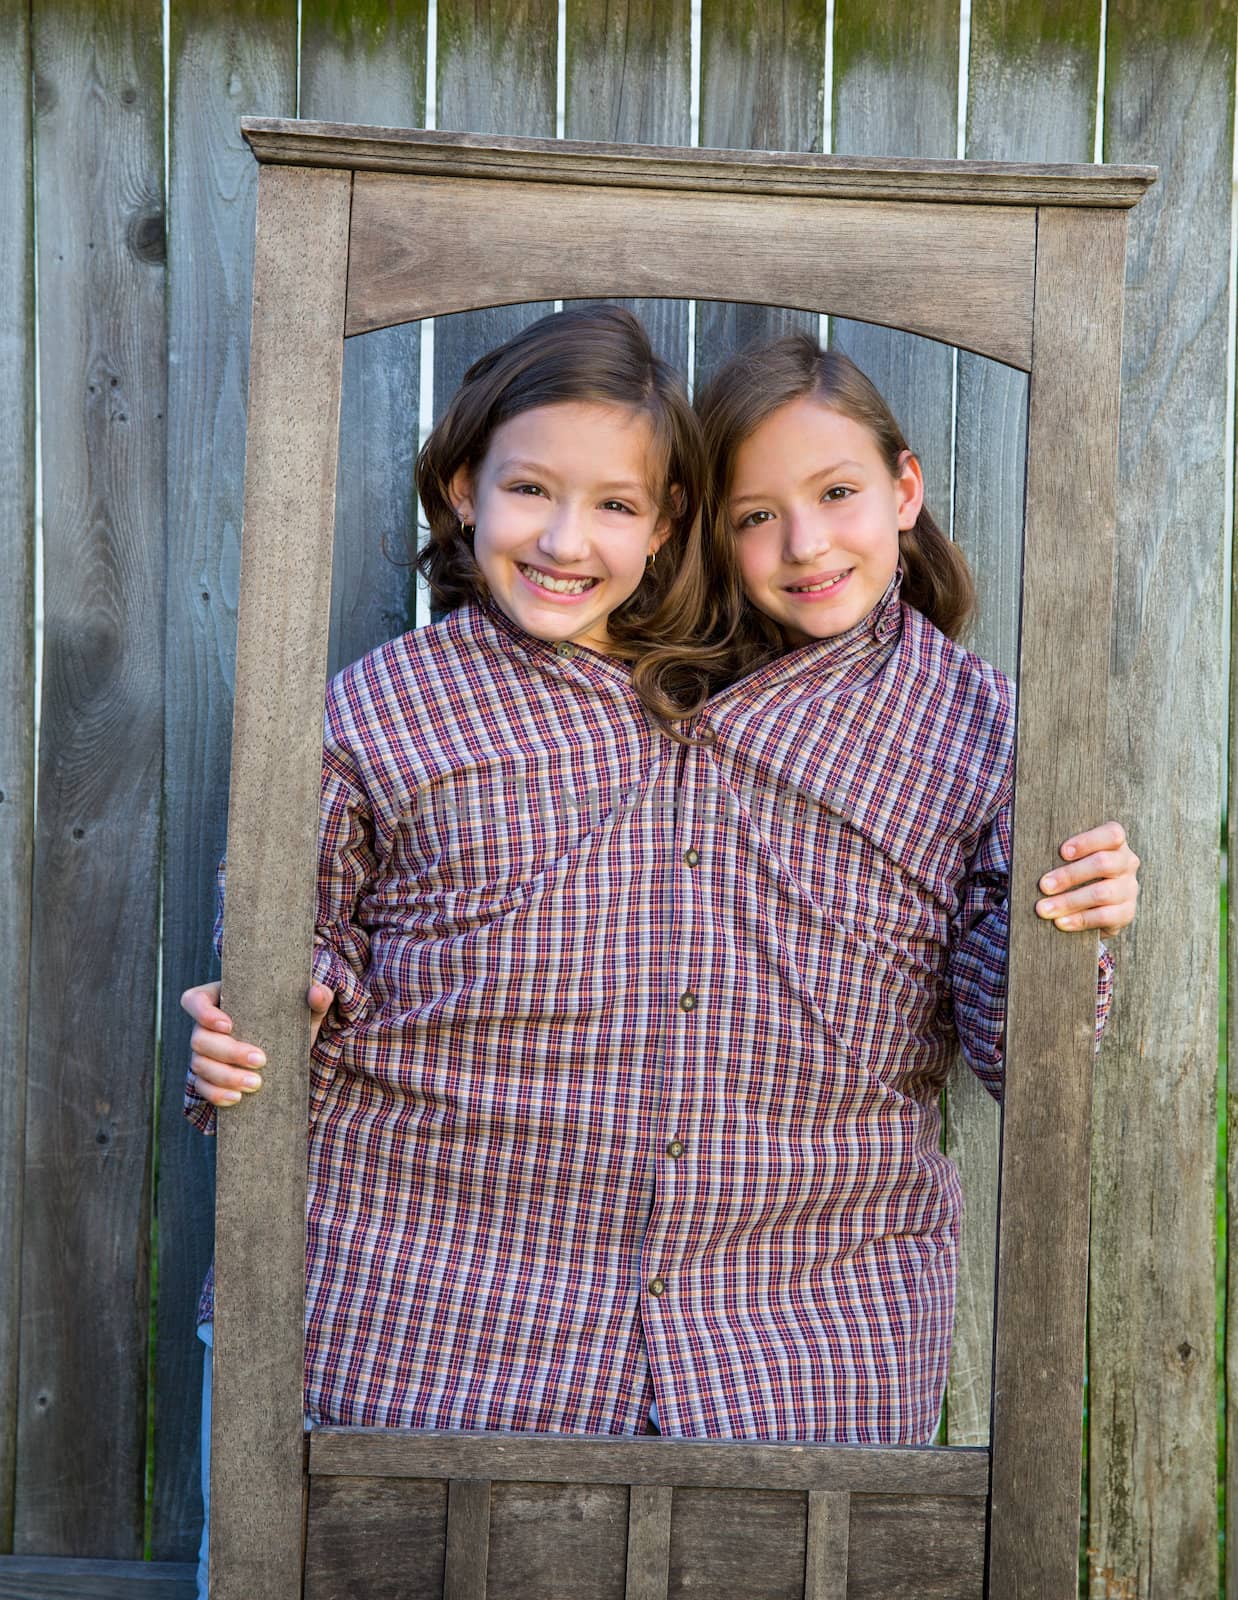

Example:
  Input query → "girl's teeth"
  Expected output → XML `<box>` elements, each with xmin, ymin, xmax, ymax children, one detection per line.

<box><xmin>520</xmin><ymin>564</ymin><xmax>596</xmax><ymax>595</ymax></box>
<box><xmin>791</xmin><ymin>573</ymin><xmax>846</xmax><ymax>594</ymax></box>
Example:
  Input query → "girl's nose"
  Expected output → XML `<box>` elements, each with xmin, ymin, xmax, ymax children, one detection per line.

<box><xmin>538</xmin><ymin>506</ymin><xmax>591</xmax><ymax>564</ymax></box>
<box><xmin>782</xmin><ymin>509</ymin><xmax>831</xmax><ymax>564</ymax></box>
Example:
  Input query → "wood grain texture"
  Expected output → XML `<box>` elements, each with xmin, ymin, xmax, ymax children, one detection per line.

<box><xmin>0</xmin><ymin>1557</ymin><xmax>196</xmax><ymax>1598</ymax></box>
<box><xmin>305</xmin><ymin>1475</ymin><xmax>448</xmax><ymax>1600</ymax></box>
<box><xmin>310</xmin><ymin>1426</ymin><xmax>990</xmax><ymax>1493</ymax></box>
<box><xmin>987</xmin><ymin>205</ymin><xmax>1129</xmax><ymax>1600</ymax></box>
<box><xmin>564</xmin><ymin>0</ymin><xmax>691</xmax><ymax>367</ymax></box>
<box><xmin>300</xmin><ymin>0</ymin><xmax>427</xmax><ymax>675</ymax></box>
<box><xmin>624</xmin><ymin>1485</ymin><xmax>672</xmax><ymax>1600</ymax></box>
<box><xmin>0</xmin><ymin>0</ymin><xmax>33</xmax><ymax>1555</ymax></box>
<box><xmin>695</xmin><ymin>0</ymin><xmax>825</xmax><ymax>384</ymax></box>
<box><xmin>1096</xmin><ymin>4</ymin><xmax>1231</xmax><ymax>1598</ymax></box>
<box><xmin>667</xmin><ymin>1487</ymin><xmax>807</xmax><ymax>1600</ymax></box>
<box><xmin>803</xmin><ymin>1491</ymin><xmax>848</xmax><ymax>1600</ymax></box>
<box><xmin>486</xmin><ymin>1481</ymin><xmax>629</xmax><ymax>1600</ymax></box>
<box><xmin>433</xmin><ymin>0</ymin><xmax>556</xmax><ymax>414</ymax></box>
<box><xmin>948</xmin><ymin>0</ymin><xmax>1102</xmax><ymax>1454</ymax></box>
<box><xmin>17</xmin><ymin>0</ymin><xmax>166</xmax><ymax>1557</ymax></box>
<box><xmin>845</xmin><ymin>1494</ymin><xmax>986</xmax><ymax>1598</ymax></box>
<box><xmin>209</xmin><ymin>163</ymin><xmax>351</xmax><ymax>1600</ymax></box>
<box><xmin>157</xmin><ymin>0</ymin><xmax>297</xmax><ymax>1559</ymax></box>
<box><xmin>348</xmin><ymin>174</ymin><xmax>1037</xmax><ymax>368</ymax></box>
<box><xmin>445</xmin><ymin>1478</ymin><xmax>491</xmax><ymax>1600</ymax></box>
<box><xmin>830</xmin><ymin>0</ymin><xmax>958</xmax><ymax>520</ymax></box>
<box><xmin>243</xmin><ymin>118</ymin><xmax>1157</xmax><ymax>206</ymax></box>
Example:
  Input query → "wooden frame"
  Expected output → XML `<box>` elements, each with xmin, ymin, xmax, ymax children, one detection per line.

<box><xmin>210</xmin><ymin>121</ymin><xmax>1153</xmax><ymax>1600</ymax></box>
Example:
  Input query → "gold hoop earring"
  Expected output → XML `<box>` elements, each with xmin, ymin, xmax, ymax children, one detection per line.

<box><xmin>645</xmin><ymin>548</ymin><xmax>657</xmax><ymax>571</ymax></box>
<box><xmin>460</xmin><ymin>519</ymin><xmax>475</xmax><ymax>537</ymax></box>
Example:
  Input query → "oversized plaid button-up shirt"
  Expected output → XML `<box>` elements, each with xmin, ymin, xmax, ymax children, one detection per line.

<box><xmin>187</xmin><ymin>578</ymin><xmax>1112</xmax><ymax>1445</ymax></box>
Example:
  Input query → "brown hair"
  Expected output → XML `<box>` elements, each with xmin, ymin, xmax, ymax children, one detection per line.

<box><xmin>415</xmin><ymin>304</ymin><xmax>745</xmax><ymax>735</ymax></box>
<box><xmin>696</xmin><ymin>333</ymin><xmax>976</xmax><ymax>656</ymax></box>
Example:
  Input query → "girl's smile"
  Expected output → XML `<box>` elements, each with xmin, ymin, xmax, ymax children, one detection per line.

<box><xmin>451</xmin><ymin>401</ymin><xmax>670</xmax><ymax>654</ymax></box>
<box><xmin>728</xmin><ymin>395</ymin><xmax>924</xmax><ymax>644</ymax></box>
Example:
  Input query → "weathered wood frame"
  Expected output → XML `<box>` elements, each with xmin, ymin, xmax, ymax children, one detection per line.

<box><xmin>210</xmin><ymin>119</ymin><xmax>1153</xmax><ymax>1600</ymax></box>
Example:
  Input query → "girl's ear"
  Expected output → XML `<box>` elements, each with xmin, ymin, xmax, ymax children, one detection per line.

<box><xmin>894</xmin><ymin>450</ymin><xmax>925</xmax><ymax>530</ymax></box>
<box><xmin>447</xmin><ymin>465</ymin><xmax>476</xmax><ymax>525</ymax></box>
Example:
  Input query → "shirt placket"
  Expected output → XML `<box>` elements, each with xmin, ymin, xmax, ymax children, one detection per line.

<box><xmin>638</xmin><ymin>714</ymin><xmax>718</xmax><ymax>1420</ymax></box>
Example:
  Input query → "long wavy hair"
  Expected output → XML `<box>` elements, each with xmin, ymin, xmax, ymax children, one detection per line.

<box><xmin>415</xmin><ymin>305</ymin><xmax>746</xmax><ymax>735</ymax></box>
<box><xmin>696</xmin><ymin>333</ymin><xmax>976</xmax><ymax>662</ymax></box>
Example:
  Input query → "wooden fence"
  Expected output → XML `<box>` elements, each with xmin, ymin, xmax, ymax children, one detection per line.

<box><xmin>0</xmin><ymin>2</ymin><xmax>1229</xmax><ymax>1596</ymax></box>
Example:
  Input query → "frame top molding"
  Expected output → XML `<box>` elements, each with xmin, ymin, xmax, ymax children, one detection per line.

<box><xmin>241</xmin><ymin>118</ymin><xmax>1157</xmax><ymax>209</ymax></box>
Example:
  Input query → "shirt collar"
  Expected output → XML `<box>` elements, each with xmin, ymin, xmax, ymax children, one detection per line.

<box><xmin>711</xmin><ymin>569</ymin><xmax>906</xmax><ymax>705</ymax></box>
<box><xmin>468</xmin><ymin>597</ymin><xmax>637</xmax><ymax>693</ymax></box>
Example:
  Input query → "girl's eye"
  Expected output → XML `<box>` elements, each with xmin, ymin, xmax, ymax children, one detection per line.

<box><xmin>823</xmin><ymin>485</ymin><xmax>853</xmax><ymax>502</ymax></box>
<box><xmin>601</xmin><ymin>499</ymin><xmax>637</xmax><ymax>514</ymax></box>
<box><xmin>737</xmin><ymin>509</ymin><xmax>774</xmax><ymax>529</ymax></box>
<box><xmin>510</xmin><ymin>483</ymin><xmax>546</xmax><ymax>497</ymax></box>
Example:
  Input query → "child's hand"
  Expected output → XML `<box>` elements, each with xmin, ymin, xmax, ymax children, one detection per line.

<box><xmin>1034</xmin><ymin>821</ymin><xmax>1140</xmax><ymax>937</ymax></box>
<box><xmin>181</xmin><ymin>979</ymin><xmax>336</xmax><ymax>1107</ymax></box>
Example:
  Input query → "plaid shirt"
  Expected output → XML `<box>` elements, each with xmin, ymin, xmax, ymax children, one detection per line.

<box><xmin>187</xmin><ymin>578</ymin><xmax>1112</xmax><ymax>1445</ymax></box>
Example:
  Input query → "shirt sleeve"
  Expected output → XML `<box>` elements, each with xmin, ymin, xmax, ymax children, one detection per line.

<box><xmin>948</xmin><ymin>802</ymin><xmax>1114</xmax><ymax>1102</ymax></box>
<box><xmin>183</xmin><ymin>700</ymin><xmax>380</xmax><ymax>1136</ymax></box>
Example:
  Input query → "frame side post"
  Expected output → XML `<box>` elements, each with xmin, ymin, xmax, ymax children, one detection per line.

<box><xmin>988</xmin><ymin>204</ymin><xmax>1129</xmax><ymax>1597</ymax></box>
<box><xmin>210</xmin><ymin>161</ymin><xmax>352</xmax><ymax>1600</ymax></box>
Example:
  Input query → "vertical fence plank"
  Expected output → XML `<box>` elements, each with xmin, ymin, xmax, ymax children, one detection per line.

<box><xmin>694</xmin><ymin>0</ymin><xmax>826</xmax><ymax>387</ymax></box>
<box><xmin>1094</xmin><ymin>4</ymin><xmax>1232</xmax><ymax>1596</ymax></box>
<box><xmin>18</xmin><ymin>0</ymin><xmax>166</xmax><ymax>1557</ymax></box>
<box><xmin>564</xmin><ymin>0</ymin><xmax>691</xmax><ymax>370</ymax></box>
<box><xmin>0</xmin><ymin>0</ymin><xmax>34</xmax><ymax>1555</ymax></box>
<box><xmin>829</xmin><ymin>1</ymin><xmax>957</xmax><ymax>519</ymax></box>
<box><xmin>157</xmin><ymin>0</ymin><xmax>297</xmax><ymax>1559</ymax></box>
<box><xmin>433</xmin><ymin>0</ymin><xmax>557</xmax><ymax>412</ymax></box>
<box><xmin>949</xmin><ymin>0</ymin><xmax>1101</xmax><ymax>1454</ymax></box>
<box><xmin>301</xmin><ymin>0</ymin><xmax>427</xmax><ymax>675</ymax></box>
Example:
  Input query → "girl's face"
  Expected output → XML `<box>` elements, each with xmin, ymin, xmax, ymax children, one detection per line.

<box><xmin>727</xmin><ymin>395</ymin><xmax>924</xmax><ymax>645</ymax></box>
<box><xmin>450</xmin><ymin>401</ymin><xmax>671</xmax><ymax>655</ymax></box>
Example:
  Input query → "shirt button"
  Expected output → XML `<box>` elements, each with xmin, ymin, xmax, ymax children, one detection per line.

<box><xmin>553</xmin><ymin>641</ymin><xmax>575</xmax><ymax>658</ymax></box>
<box><xmin>678</xmin><ymin>990</ymin><xmax>697</xmax><ymax>1013</ymax></box>
<box><xmin>648</xmin><ymin>1276</ymin><xmax>667</xmax><ymax>1297</ymax></box>
<box><xmin>683</xmin><ymin>847</ymin><xmax>700</xmax><ymax>868</ymax></box>
<box><xmin>666</xmin><ymin>1138</ymin><xmax>685</xmax><ymax>1160</ymax></box>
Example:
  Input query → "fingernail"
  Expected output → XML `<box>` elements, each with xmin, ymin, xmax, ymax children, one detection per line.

<box><xmin>1061</xmin><ymin>844</ymin><xmax>1076</xmax><ymax>860</ymax></box>
<box><xmin>1042</xmin><ymin>874</ymin><xmax>1059</xmax><ymax>892</ymax></box>
<box><xmin>247</xmin><ymin>1051</ymin><xmax>266</xmax><ymax>1068</ymax></box>
<box><xmin>1036</xmin><ymin>899</ymin><xmax>1055</xmax><ymax>917</ymax></box>
<box><xmin>222</xmin><ymin>1092</ymin><xmax>242</xmax><ymax>1105</ymax></box>
<box><xmin>1057</xmin><ymin>915</ymin><xmax>1081</xmax><ymax>930</ymax></box>
<box><xmin>242</xmin><ymin>1073</ymin><xmax>262</xmax><ymax>1091</ymax></box>
<box><xmin>213</xmin><ymin>1018</ymin><xmax>232</xmax><ymax>1032</ymax></box>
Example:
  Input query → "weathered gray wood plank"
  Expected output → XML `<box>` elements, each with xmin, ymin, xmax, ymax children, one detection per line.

<box><xmin>209</xmin><ymin>162</ymin><xmax>351</xmax><ymax>1600</ymax></box>
<box><xmin>305</xmin><ymin>1475</ymin><xmax>447</xmax><ymax>1600</ymax></box>
<box><xmin>624</xmin><ymin>1485</ymin><xmax>672</xmax><ymax>1600</ymax></box>
<box><xmin>433</xmin><ymin>0</ymin><xmax>557</xmax><ymax>412</ymax></box>
<box><xmin>803</xmin><ymin>1491</ymin><xmax>848</xmax><ymax>1600</ymax></box>
<box><xmin>845</xmin><ymin>1494</ymin><xmax>986</xmax><ymax>1598</ymax></box>
<box><xmin>695</xmin><ymin>0</ymin><xmax>825</xmax><ymax>384</ymax></box>
<box><xmin>310</xmin><ymin>1427</ymin><xmax>990</xmax><ymax>1494</ymax></box>
<box><xmin>0</xmin><ymin>0</ymin><xmax>34</xmax><ymax>1554</ymax></box>
<box><xmin>1096</xmin><ymin>4</ymin><xmax>1231</xmax><ymax>1598</ymax></box>
<box><xmin>157</xmin><ymin>0</ymin><xmax>297</xmax><ymax>1560</ymax></box>
<box><xmin>445</xmin><ymin>1478</ymin><xmax>491</xmax><ymax>1600</ymax></box>
<box><xmin>0</xmin><ymin>1557</ymin><xmax>196</xmax><ymax>1599</ymax></box>
<box><xmin>242</xmin><ymin>118</ymin><xmax>1157</xmax><ymax>206</ymax></box>
<box><xmin>668</xmin><ymin>1488</ymin><xmax>806</xmax><ymax>1600</ymax></box>
<box><xmin>300</xmin><ymin>0</ymin><xmax>427</xmax><ymax>673</ymax></box>
<box><xmin>830</xmin><ymin>0</ymin><xmax>958</xmax><ymax>519</ymax></box>
<box><xmin>948</xmin><ymin>0</ymin><xmax>1102</xmax><ymax>1454</ymax></box>
<box><xmin>987</xmin><ymin>204</ymin><xmax>1129</xmax><ymax>1599</ymax></box>
<box><xmin>347</xmin><ymin>175</ymin><xmax>1037</xmax><ymax>369</ymax></box>
<box><xmin>486</xmin><ymin>1481</ymin><xmax>629</xmax><ymax>1600</ymax></box>
<box><xmin>564</xmin><ymin>0</ymin><xmax>691</xmax><ymax>367</ymax></box>
<box><xmin>18</xmin><ymin>0</ymin><xmax>166</xmax><ymax>1557</ymax></box>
